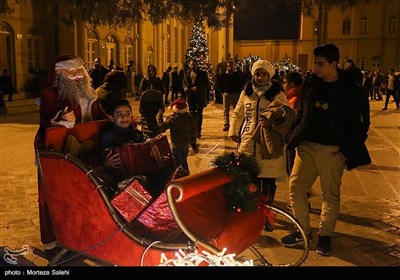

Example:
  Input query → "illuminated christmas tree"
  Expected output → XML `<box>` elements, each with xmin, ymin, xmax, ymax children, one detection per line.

<box><xmin>274</xmin><ymin>55</ymin><xmax>300</xmax><ymax>73</ymax></box>
<box><xmin>185</xmin><ymin>20</ymin><xmax>209</xmax><ymax>67</ymax></box>
<box><xmin>185</xmin><ymin>20</ymin><xmax>214</xmax><ymax>91</ymax></box>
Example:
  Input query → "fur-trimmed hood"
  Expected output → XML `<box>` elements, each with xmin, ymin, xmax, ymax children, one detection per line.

<box><xmin>244</xmin><ymin>79</ymin><xmax>281</xmax><ymax>101</ymax></box>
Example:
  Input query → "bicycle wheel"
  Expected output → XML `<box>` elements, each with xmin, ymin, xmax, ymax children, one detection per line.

<box><xmin>238</xmin><ymin>205</ymin><xmax>310</xmax><ymax>266</ymax></box>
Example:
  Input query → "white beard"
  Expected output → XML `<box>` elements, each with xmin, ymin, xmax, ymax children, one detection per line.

<box><xmin>54</xmin><ymin>71</ymin><xmax>96</xmax><ymax>106</ymax></box>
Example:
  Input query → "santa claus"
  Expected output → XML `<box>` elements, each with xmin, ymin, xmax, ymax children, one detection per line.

<box><xmin>34</xmin><ymin>55</ymin><xmax>108</xmax><ymax>247</ymax></box>
<box><xmin>35</xmin><ymin>54</ymin><xmax>108</xmax><ymax>149</ymax></box>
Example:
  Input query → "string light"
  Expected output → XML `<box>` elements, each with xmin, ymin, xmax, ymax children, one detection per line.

<box><xmin>159</xmin><ymin>247</ymin><xmax>254</xmax><ymax>266</ymax></box>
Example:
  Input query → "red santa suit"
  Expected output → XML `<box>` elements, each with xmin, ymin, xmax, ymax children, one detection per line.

<box><xmin>34</xmin><ymin>55</ymin><xmax>108</xmax><ymax>245</ymax></box>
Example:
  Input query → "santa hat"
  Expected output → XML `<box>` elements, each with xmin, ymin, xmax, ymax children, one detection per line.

<box><xmin>171</xmin><ymin>98</ymin><xmax>188</xmax><ymax>114</ymax></box>
<box><xmin>251</xmin><ymin>59</ymin><xmax>275</xmax><ymax>78</ymax></box>
<box><xmin>55</xmin><ymin>56</ymin><xmax>84</xmax><ymax>71</ymax></box>
<box><xmin>45</xmin><ymin>54</ymin><xmax>84</xmax><ymax>87</ymax></box>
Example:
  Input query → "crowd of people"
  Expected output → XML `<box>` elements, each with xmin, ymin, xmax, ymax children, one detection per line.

<box><xmin>34</xmin><ymin>41</ymin><xmax>400</xmax><ymax>258</ymax></box>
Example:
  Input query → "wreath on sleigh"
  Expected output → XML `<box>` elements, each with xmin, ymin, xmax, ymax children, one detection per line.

<box><xmin>212</xmin><ymin>152</ymin><xmax>263</xmax><ymax>212</ymax></box>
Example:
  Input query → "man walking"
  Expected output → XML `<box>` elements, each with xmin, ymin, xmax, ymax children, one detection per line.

<box><xmin>281</xmin><ymin>44</ymin><xmax>371</xmax><ymax>257</ymax></box>
<box><xmin>183</xmin><ymin>59</ymin><xmax>210</xmax><ymax>139</ymax></box>
<box><xmin>219</xmin><ymin>61</ymin><xmax>242</xmax><ymax>131</ymax></box>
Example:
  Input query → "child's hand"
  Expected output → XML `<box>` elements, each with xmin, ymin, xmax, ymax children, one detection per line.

<box><xmin>103</xmin><ymin>149</ymin><xmax>122</xmax><ymax>169</ymax></box>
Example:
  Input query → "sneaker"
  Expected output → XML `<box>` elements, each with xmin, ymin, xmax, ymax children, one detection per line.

<box><xmin>382</xmin><ymin>108</ymin><xmax>388</xmax><ymax>110</ymax></box>
<box><xmin>281</xmin><ymin>231</ymin><xmax>312</xmax><ymax>247</ymax></box>
<box><xmin>316</xmin><ymin>235</ymin><xmax>331</xmax><ymax>256</ymax></box>
<box><xmin>223</xmin><ymin>126</ymin><xmax>229</xmax><ymax>131</ymax></box>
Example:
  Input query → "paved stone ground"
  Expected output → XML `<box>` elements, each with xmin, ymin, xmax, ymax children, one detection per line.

<box><xmin>0</xmin><ymin>95</ymin><xmax>399</xmax><ymax>269</ymax></box>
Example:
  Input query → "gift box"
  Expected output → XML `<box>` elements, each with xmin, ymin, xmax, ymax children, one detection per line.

<box><xmin>137</xmin><ymin>167</ymin><xmax>189</xmax><ymax>235</ymax></box>
<box><xmin>111</xmin><ymin>179</ymin><xmax>152</xmax><ymax>222</ymax></box>
<box><xmin>114</xmin><ymin>135</ymin><xmax>174</xmax><ymax>175</ymax></box>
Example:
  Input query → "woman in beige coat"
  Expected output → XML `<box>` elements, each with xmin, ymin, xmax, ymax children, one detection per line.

<box><xmin>229</xmin><ymin>60</ymin><xmax>291</xmax><ymax>230</ymax></box>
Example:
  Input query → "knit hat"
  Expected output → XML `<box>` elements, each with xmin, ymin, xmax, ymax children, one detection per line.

<box><xmin>171</xmin><ymin>98</ymin><xmax>188</xmax><ymax>114</ymax></box>
<box><xmin>251</xmin><ymin>59</ymin><xmax>275</xmax><ymax>78</ymax></box>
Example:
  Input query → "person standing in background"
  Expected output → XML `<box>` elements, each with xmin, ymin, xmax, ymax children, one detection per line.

<box><xmin>282</xmin><ymin>71</ymin><xmax>309</xmax><ymax>211</ymax></box>
<box><xmin>89</xmin><ymin>58</ymin><xmax>109</xmax><ymax>90</ymax></box>
<box><xmin>162</xmin><ymin>66</ymin><xmax>172</xmax><ymax>105</ymax></box>
<box><xmin>108</xmin><ymin>59</ymin><xmax>115</xmax><ymax>72</ymax></box>
<box><xmin>362</xmin><ymin>71</ymin><xmax>373</xmax><ymax>101</ymax></box>
<box><xmin>126</xmin><ymin>60</ymin><xmax>135</xmax><ymax>96</ymax></box>
<box><xmin>213</xmin><ymin>67</ymin><xmax>223</xmax><ymax>104</ymax></box>
<box><xmin>183</xmin><ymin>59</ymin><xmax>210</xmax><ymax>139</ymax></box>
<box><xmin>344</xmin><ymin>58</ymin><xmax>362</xmax><ymax>85</ymax></box>
<box><xmin>138</xmin><ymin>64</ymin><xmax>165</xmax><ymax>97</ymax></box>
<box><xmin>382</xmin><ymin>69</ymin><xmax>399</xmax><ymax>110</ymax></box>
<box><xmin>171</xmin><ymin>66</ymin><xmax>181</xmax><ymax>102</ymax></box>
<box><xmin>0</xmin><ymin>68</ymin><xmax>14</xmax><ymax>101</ymax></box>
<box><xmin>96</xmin><ymin>70</ymin><xmax>128</xmax><ymax>115</ymax></box>
<box><xmin>219</xmin><ymin>61</ymin><xmax>242</xmax><ymax>131</ymax></box>
<box><xmin>282</xmin><ymin>71</ymin><xmax>303</xmax><ymax>176</ymax></box>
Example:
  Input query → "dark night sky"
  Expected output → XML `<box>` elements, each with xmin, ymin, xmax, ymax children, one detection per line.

<box><xmin>234</xmin><ymin>3</ymin><xmax>301</xmax><ymax>40</ymax></box>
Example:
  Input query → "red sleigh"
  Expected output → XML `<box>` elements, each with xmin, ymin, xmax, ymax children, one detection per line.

<box><xmin>35</xmin><ymin>120</ymin><xmax>309</xmax><ymax>266</ymax></box>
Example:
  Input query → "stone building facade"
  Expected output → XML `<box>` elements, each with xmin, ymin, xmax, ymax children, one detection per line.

<box><xmin>0</xmin><ymin>0</ymin><xmax>398</xmax><ymax>95</ymax></box>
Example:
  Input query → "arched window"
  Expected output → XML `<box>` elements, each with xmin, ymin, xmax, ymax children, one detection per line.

<box><xmin>166</xmin><ymin>24</ymin><xmax>171</xmax><ymax>64</ymax></box>
<box><xmin>87</xmin><ymin>30</ymin><xmax>99</xmax><ymax>70</ymax></box>
<box><xmin>174</xmin><ymin>26</ymin><xmax>178</xmax><ymax>63</ymax></box>
<box><xmin>124</xmin><ymin>37</ymin><xmax>134</xmax><ymax>68</ymax></box>
<box><xmin>371</xmin><ymin>55</ymin><xmax>381</xmax><ymax>70</ymax></box>
<box><xmin>106</xmin><ymin>35</ymin><xmax>119</xmax><ymax>69</ymax></box>
<box><xmin>389</xmin><ymin>16</ymin><xmax>397</xmax><ymax>33</ymax></box>
<box><xmin>360</xmin><ymin>17</ymin><xmax>368</xmax><ymax>34</ymax></box>
<box><xmin>0</xmin><ymin>22</ymin><xmax>12</xmax><ymax>71</ymax></box>
<box><xmin>342</xmin><ymin>18</ymin><xmax>351</xmax><ymax>35</ymax></box>
<box><xmin>147</xmin><ymin>46</ymin><xmax>154</xmax><ymax>66</ymax></box>
<box><xmin>359</xmin><ymin>59</ymin><xmax>366</xmax><ymax>71</ymax></box>
<box><xmin>27</xmin><ymin>27</ymin><xmax>44</xmax><ymax>71</ymax></box>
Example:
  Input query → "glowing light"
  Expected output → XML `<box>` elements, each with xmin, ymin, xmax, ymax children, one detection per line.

<box><xmin>159</xmin><ymin>248</ymin><xmax>254</xmax><ymax>266</ymax></box>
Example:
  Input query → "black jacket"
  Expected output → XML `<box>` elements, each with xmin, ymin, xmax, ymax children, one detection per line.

<box><xmin>287</xmin><ymin>69</ymin><xmax>371</xmax><ymax>170</ymax></box>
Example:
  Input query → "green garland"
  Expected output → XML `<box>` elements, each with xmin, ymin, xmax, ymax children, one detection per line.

<box><xmin>212</xmin><ymin>152</ymin><xmax>261</xmax><ymax>212</ymax></box>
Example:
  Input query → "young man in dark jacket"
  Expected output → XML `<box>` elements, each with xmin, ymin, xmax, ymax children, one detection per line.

<box><xmin>281</xmin><ymin>44</ymin><xmax>371</xmax><ymax>257</ymax></box>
